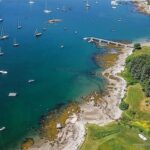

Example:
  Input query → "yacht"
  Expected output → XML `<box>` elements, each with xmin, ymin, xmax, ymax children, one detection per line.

<box><xmin>0</xmin><ymin>127</ymin><xmax>6</xmax><ymax>131</ymax></box>
<box><xmin>13</xmin><ymin>39</ymin><xmax>20</xmax><ymax>47</ymax></box>
<box><xmin>0</xmin><ymin>27</ymin><xmax>9</xmax><ymax>40</ymax></box>
<box><xmin>44</xmin><ymin>0</ymin><xmax>52</xmax><ymax>14</ymax></box>
<box><xmin>0</xmin><ymin>47</ymin><xmax>4</xmax><ymax>56</ymax></box>
<box><xmin>28</xmin><ymin>0</ymin><xmax>35</xmax><ymax>4</ymax></box>
<box><xmin>0</xmin><ymin>70</ymin><xmax>8</xmax><ymax>75</ymax></box>
<box><xmin>34</xmin><ymin>29</ymin><xmax>42</xmax><ymax>37</ymax></box>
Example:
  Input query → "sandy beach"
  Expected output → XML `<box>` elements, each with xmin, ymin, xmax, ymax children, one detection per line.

<box><xmin>28</xmin><ymin>42</ymin><xmax>135</xmax><ymax>150</ymax></box>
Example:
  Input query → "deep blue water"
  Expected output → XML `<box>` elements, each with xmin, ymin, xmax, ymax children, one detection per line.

<box><xmin>0</xmin><ymin>0</ymin><xmax>150</xmax><ymax>149</ymax></box>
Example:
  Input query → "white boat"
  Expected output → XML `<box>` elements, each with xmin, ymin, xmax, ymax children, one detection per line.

<box><xmin>0</xmin><ymin>126</ymin><xmax>6</xmax><ymax>131</ymax></box>
<box><xmin>95</xmin><ymin>0</ymin><xmax>98</xmax><ymax>4</ymax></box>
<box><xmin>83</xmin><ymin>37</ymin><xmax>88</xmax><ymax>40</ymax></box>
<box><xmin>0</xmin><ymin>47</ymin><xmax>4</xmax><ymax>56</ymax></box>
<box><xmin>0</xmin><ymin>18</ymin><xmax>3</xmax><ymax>22</ymax></box>
<box><xmin>0</xmin><ymin>70</ymin><xmax>8</xmax><ymax>75</ymax></box>
<box><xmin>86</xmin><ymin>1</ymin><xmax>90</xmax><ymax>8</ymax></box>
<box><xmin>60</xmin><ymin>45</ymin><xmax>64</xmax><ymax>48</ymax></box>
<box><xmin>17</xmin><ymin>19</ymin><xmax>22</xmax><ymax>29</ymax></box>
<box><xmin>13</xmin><ymin>39</ymin><xmax>20</xmax><ymax>47</ymax></box>
<box><xmin>74</xmin><ymin>30</ymin><xmax>78</xmax><ymax>34</ymax></box>
<box><xmin>28</xmin><ymin>0</ymin><xmax>35</xmax><ymax>4</ymax></box>
<box><xmin>34</xmin><ymin>29</ymin><xmax>42</xmax><ymax>37</ymax></box>
<box><xmin>112</xmin><ymin>6</ymin><xmax>116</xmax><ymax>9</ymax></box>
<box><xmin>28</xmin><ymin>79</ymin><xmax>35</xmax><ymax>83</ymax></box>
<box><xmin>0</xmin><ymin>27</ymin><xmax>9</xmax><ymax>40</ymax></box>
<box><xmin>43</xmin><ymin>0</ymin><xmax>52</xmax><ymax>14</ymax></box>
<box><xmin>138</xmin><ymin>134</ymin><xmax>147</xmax><ymax>141</ymax></box>
<box><xmin>8</xmin><ymin>92</ymin><xmax>17</xmax><ymax>97</ymax></box>
<box><xmin>111</xmin><ymin>0</ymin><xmax>118</xmax><ymax>7</ymax></box>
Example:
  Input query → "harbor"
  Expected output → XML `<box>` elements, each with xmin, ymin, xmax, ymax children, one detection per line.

<box><xmin>0</xmin><ymin>0</ymin><xmax>150</xmax><ymax>149</ymax></box>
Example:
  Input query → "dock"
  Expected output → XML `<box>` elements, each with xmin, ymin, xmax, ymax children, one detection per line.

<box><xmin>83</xmin><ymin>37</ymin><xmax>133</xmax><ymax>48</ymax></box>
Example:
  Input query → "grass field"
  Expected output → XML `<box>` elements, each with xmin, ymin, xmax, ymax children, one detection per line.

<box><xmin>132</xmin><ymin>46</ymin><xmax>150</xmax><ymax>57</ymax></box>
<box><xmin>80</xmin><ymin>123</ymin><xmax>150</xmax><ymax>150</ymax></box>
<box><xmin>122</xmin><ymin>83</ymin><xmax>150</xmax><ymax>133</ymax></box>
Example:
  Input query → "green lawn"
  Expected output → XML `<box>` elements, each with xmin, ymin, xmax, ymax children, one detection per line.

<box><xmin>131</xmin><ymin>46</ymin><xmax>150</xmax><ymax>57</ymax></box>
<box><xmin>80</xmin><ymin>123</ymin><xmax>150</xmax><ymax>150</ymax></box>
<box><xmin>125</xmin><ymin>84</ymin><xmax>144</xmax><ymax>112</ymax></box>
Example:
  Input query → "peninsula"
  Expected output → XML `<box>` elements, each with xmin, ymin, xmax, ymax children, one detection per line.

<box><xmin>22</xmin><ymin>39</ymin><xmax>144</xmax><ymax>150</ymax></box>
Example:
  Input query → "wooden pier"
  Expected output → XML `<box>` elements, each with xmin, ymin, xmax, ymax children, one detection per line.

<box><xmin>83</xmin><ymin>37</ymin><xmax>133</xmax><ymax>48</ymax></box>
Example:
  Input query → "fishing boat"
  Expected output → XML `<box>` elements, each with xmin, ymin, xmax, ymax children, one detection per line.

<box><xmin>0</xmin><ymin>47</ymin><xmax>4</xmax><ymax>56</ymax></box>
<box><xmin>34</xmin><ymin>29</ymin><xmax>42</xmax><ymax>37</ymax></box>
<box><xmin>17</xmin><ymin>19</ymin><xmax>22</xmax><ymax>29</ymax></box>
<box><xmin>0</xmin><ymin>27</ymin><xmax>9</xmax><ymax>40</ymax></box>
<box><xmin>13</xmin><ymin>38</ymin><xmax>20</xmax><ymax>47</ymax></box>
<box><xmin>44</xmin><ymin>0</ymin><xmax>52</xmax><ymax>14</ymax></box>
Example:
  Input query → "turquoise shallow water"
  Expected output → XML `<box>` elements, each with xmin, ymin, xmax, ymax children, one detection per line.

<box><xmin>0</xmin><ymin>0</ymin><xmax>150</xmax><ymax>149</ymax></box>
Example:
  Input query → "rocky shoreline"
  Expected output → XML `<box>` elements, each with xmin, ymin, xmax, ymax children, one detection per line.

<box><xmin>132</xmin><ymin>0</ymin><xmax>150</xmax><ymax>15</ymax></box>
<box><xmin>25</xmin><ymin>42</ymin><xmax>134</xmax><ymax>150</ymax></box>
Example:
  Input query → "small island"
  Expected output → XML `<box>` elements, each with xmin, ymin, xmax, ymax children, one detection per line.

<box><xmin>133</xmin><ymin>0</ymin><xmax>150</xmax><ymax>15</ymax></box>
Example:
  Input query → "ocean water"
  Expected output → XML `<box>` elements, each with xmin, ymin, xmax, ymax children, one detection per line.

<box><xmin>0</xmin><ymin>0</ymin><xmax>150</xmax><ymax>149</ymax></box>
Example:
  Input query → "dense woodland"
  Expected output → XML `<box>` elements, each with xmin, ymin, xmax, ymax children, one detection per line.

<box><xmin>126</xmin><ymin>48</ymin><xmax>150</xmax><ymax>97</ymax></box>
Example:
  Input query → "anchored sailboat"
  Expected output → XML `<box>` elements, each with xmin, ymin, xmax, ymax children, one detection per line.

<box><xmin>13</xmin><ymin>38</ymin><xmax>20</xmax><ymax>47</ymax></box>
<box><xmin>34</xmin><ymin>28</ymin><xmax>42</xmax><ymax>37</ymax></box>
<box><xmin>0</xmin><ymin>47</ymin><xmax>4</xmax><ymax>56</ymax></box>
<box><xmin>17</xmin><ymin>19</ymin><xmax>22</xmax><ymax>29</ymax></box>
<box><xmin>0</xmin><ymin>27</ymin><xmax>9</xmax><ymax>40</ymax></box>
<box><xmin>44</xmin><ymin>0</ymin><xmax>52</xmax><ymax>14</ymax></box>
<box><xmin>85</xmin><ymin>0</ymin><xmax>90</xmax><ymax>8</ymax></box>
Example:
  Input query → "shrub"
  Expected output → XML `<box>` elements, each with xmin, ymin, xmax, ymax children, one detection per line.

<box><xmin>119</xmin><ymin>101</ymin><xmax>129</xmax><ymax>111</ymax></box>
<box><xmin>134</xmin><ymin>43</ymin><xmax>141</xmax><ymax>50</ymax></box>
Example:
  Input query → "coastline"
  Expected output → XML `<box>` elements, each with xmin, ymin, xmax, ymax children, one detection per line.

<box><xmin>27</xmin><ymin>42</ymin><xmax>134</xmax><ymax>150</ymax></box>
<box><xmin>132</xmin><ymin>0</ymin><xmax>150</xmax><ymax>15</ymax></box>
